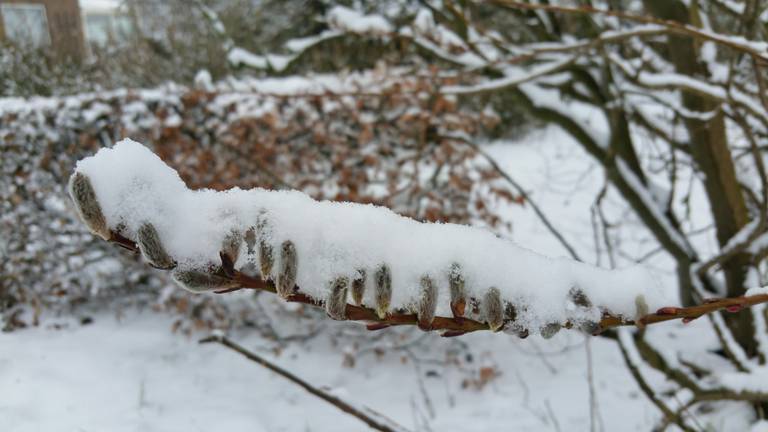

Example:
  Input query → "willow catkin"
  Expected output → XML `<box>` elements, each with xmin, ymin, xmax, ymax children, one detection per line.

<box><xmin>579</xmin><ymin>320</ymin><xmax>601</xmax><ymax>335</ymax></box>
<box><xmin>568</xmin><ymin>287</ymin><xmax>592</xmax><ymax>309</ymax></box>
<box><xmin>449</xmin><ymin>263</ymin><xmax>466</xmax><ymax>318</ymax></box>
<box><xmin>635</xmin><ymin>294</ymin><xmax>649</xmax><ymax>328</ymax></box>
<box><xmin>68</xmin><ymin>172</ymin><xmax>109</xmax><ymax>240</ymax></box>
<box><xmin>417</xmin><ymin>275</ymin><xmax>438</xmax><ymax>330</ymax></box>
<box><xmin>326</xmin><ymin>276</ymin><xmax>349</xmax><ymax>320</ymax></box>
<box><xmin>256</xmin><ymin>216</ymin><xmax>274</xmax><ymax>279</ymax></box>
<box><xmin>221</xmin><ymin>231</ymin><xmax>242</xmax><ymax>264</ymax></box>
<box><xmin>277</xmin><ymin>240</ymin><xmax>297</xmax><ymax>298</ymax></box>
<box><xmin>569</xmin><ymin>287</ymin><xmax>599</xmax><ymax>334</ymax></box>
<box><xmin>484</xmin><ymin>287</ymin><xmax>504</xmax><ymax>332</ymax></box>
<box><xmin>137</xmin><ymin>222</ymin><xmax>175</xmax><ymax>269</ymax></box>
<box><xmin>172</xmin><ymin>268</ymin><xmax>239</xmax><ymax>293</ymax></box>
<box><xmin>351</xmin><ymin>269</ymin><xmax>366</xmax><ymax>306</ymax></box>
<box><xmin>258</xmin><ymin>238</ymin><xmax>274</xmax><ymax>279</ymax></box>
<box><xmin>540</xmin><ymin>322</ymin><xmax>562</xmax><ymax>339</ymax></box>
<box><xmin>374</xmin><ymin>264</ymin><xmax>392</xmax><ymax>319</ymax></box>
<box><xmin>503</xmin><ymin>301</ymin><xmax>529</xmax><ymax>338</ymax></box>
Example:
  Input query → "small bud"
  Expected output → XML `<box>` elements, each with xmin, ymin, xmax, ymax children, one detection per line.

<box><xmin>504</xmin><ymin>301</ymin><xmax>529</xmax><ymax>337</ymax></box>
<box><xmin>374</xmin><ymin>264</ymin><xmax>392</xmax><ymax>319</ymax></box>
<box><xmin>579</xmin><ymin>320</ymin><xmax>600</xmax><ymax>335</ymax></box>
<box><xmin>634</xmin><ymin>294</ymin><xmax>649</xmax><ymax>318</ymax></box>
<box><xmin>259</xmin><ymin>239</ymin><xmax>274</xmax><ymax>279</ymax></box>
<box><xmin>504</xmin><ymin>301</ymin><xmax>517</xmax><ymax>322</ymax></box>
<box><xmin>351</xmin><ymin>269</ymin><xmax>366</xmax><ymax>306</ymax></box>
<box><xmin>68</xmin><ymin>172</ymin><xmax>109</xmax><ymax>240</ymax></box>
<box><xmin>137</xmin><ymin>222</ymin><xmax>175</xmax><ymax>269</ymax></box>
<box><xmin>417</xmin><ymin>275</ymin><xmax>438</xmax><ymax>330</ymax></box>
<box><xmin>569</xmin><ymin>287</ymin><xmax>592</xmax><ymax>309</ymax></box>
<box><xmin>484</xmin><ymin>287</ymin><xmax>504</xmax><ymax>332</ymax></box>
<box><xmin>221</xmin><ymin>231</ymin><xmax>242</xmax><ymax>265</ymax></box>
<box><xmin>540</xmin><ymin>322</ymin><xmax>561</xmax><ymax>339</ymax></box>
<box><xmin>276</xmin><ymin>240</ymin><xmax>297</xmax><ymax>298</ymax></box>
<box><xmin>244</xmin><ymin>227</ymin><xmax>257</xmax><ymax>254</ymax></box>
<box><xmin>327</xmin><ymin>276</ymin><xmax>349</xmax><ymax>320</ymax></box>
<box><xmin>172</xmin><ymin>268</ymin><xmax>239</xmax><ymax>293</ymax></box>
<box><xmin>449</xmin><ymin>263</ymin><xmax>466</xmax><ymax>318</ymax></box>
<box><xmin>656</xmin><ymin>306</ymin><xmax>679</xmax><ymax>315</ymax></box>
<box><xmin>256</xmin><ymin>216</ymin><xmax>274</xmax><ymax>279</ymax></box>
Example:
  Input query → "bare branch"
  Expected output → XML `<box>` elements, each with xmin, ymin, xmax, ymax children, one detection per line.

<box><xmin>199</xmin><ymin>335</ymin><xmax>411</xmax><ymax>432</ymax></box>
<box><xmin>490</xmin><ymin>0</ymin><xmax>768</xmax><ymax>62</ymax></box>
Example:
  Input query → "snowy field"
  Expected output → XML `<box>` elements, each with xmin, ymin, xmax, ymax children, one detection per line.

<box><xmin>1</xmin><ymin>126</ymin><xmax>695</xmax><ymax>431</ymax></box>
<box><xmin>1</xmin><ymin>309</ymin><xmax>667</xmax><ymax>432</ymax></box>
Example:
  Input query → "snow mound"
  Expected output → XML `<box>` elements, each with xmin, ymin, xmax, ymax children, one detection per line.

<box><xmin>70</xmin><ymin>139</ymin><xmax>666</xmax><ymax>333</ymax></box>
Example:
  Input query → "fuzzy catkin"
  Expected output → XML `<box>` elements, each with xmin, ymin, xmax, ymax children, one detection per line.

<box><xmin>449</xmin><ymin>263</ymin><xmax>466</xmax><ymax>318</ymax></box>
<box><xmin>173</xmin><ymin>268</ymin><xmax>239</xmax><ymax>293</ymax></box>
<box><xmin>137</xmin><ymin>222</ymin><xmax>175</xmax><ymax>269</ymax></box>
<box><xmin>351</xmin><ymin>269</ymin><xmax>366</xmax><ymax>306</ymax></box>
<box><xmin>417</xmin><ymin>275</ymin><xmax>438</xmax><ymax>329</ymax></box>
<box><xmin>374</xmin><ymin>264</ymin><xmax>392</xmax><ymax>319</ymax></box>
<box><xmin>277</xmin><ymin>240</ymin><xmax>298</xmax><ymax>298</ymax></box>
<box><xmin>68</xmin><ymin>172</ymin><xmax>109</xmax><ymax>240</ymax></box>
<box><xmin>484</xmin><ymin>287</ymin><xmax>504</xmax><ymax>332</ymax></box>
<box><xmin>327</xmin><ymin>276</ymin><xmax>349</xmax><ymax>320</ymax></box>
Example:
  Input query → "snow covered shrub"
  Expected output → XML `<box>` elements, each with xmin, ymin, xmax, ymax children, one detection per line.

<box><xmin>0</xmin><ymin>71</ymin><xmax>513</xmax><ymax>331</ymax></box>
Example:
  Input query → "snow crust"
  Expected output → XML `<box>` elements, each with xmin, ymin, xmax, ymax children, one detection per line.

<box><xmin>74</xmin><ymin>139</ymin><xmax>666</xmax><ymax>330</ymax></box>
<box><xmin>327</xmin><ymin>6</ymin><xmax>392</xmax><ymax>35</ymax></box>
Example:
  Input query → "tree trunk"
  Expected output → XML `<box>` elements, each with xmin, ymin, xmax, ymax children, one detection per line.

<box><xmin>644</xmin><ymin>0</ymin><xmax>755</xmax><ymax>354</ymax></box>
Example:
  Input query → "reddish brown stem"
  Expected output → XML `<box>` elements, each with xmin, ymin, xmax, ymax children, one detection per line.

<box><xmin>106</xmin><ymin>231</ymin><xmax>768</xmax><ymax>336</ymax></box>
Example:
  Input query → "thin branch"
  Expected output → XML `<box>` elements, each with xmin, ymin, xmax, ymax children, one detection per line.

<box><xmin>104</xmin><ymin>230</ymin><xmax>768</xmax><ymax>336</ymax></box>
<box><xmin>490</xmin><ymin>0</ymin><xmax>768</xmax><ymax>62</ymax></box>
<box><xmin>451</xmin><ymin>134</ymin><xmax>583</xmax><ymax>262</ymax></box>
<box><xmin>199</xmin><ymin>335</ymin><xmax>412</xmax><ymax>432</ymax></box>
<box><xmin>616</xmin><ymin>330</ymin><xmax>698</xmax><ymax>432</ymax></box>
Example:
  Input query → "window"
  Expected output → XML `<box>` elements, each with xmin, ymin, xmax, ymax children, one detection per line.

<box><xmin>85</xmin><ymin>13</ymin><xmax>111</xmax><ymax>46</ymax></box>
<box><xmin>1</xmin><ymin>3</ymin><xmax>51</xmax><ymax>48</ymax></box>
<box><xmin>83</xmin><ymin>13</ymin><xmax>133</xmax><ymax>49</ymax></box>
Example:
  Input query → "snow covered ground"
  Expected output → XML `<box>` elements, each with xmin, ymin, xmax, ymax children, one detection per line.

<box><xmin>0</xmin><ymin>309</ymin><xmax>662</xmax><ymax>432</ymax></box>
<box><xmin>1</xmin><ymin>126</ymin><xmax>685</xmax><ymax>431</ymax></box>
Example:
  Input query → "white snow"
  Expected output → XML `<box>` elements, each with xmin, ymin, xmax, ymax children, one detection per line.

<box><xmin>327</xmin><ymin>6</ymin><xmax>392</xmax><ymax>35</ymax></box>
<box><xmin>72</xmin><ymin>139</ymin><xmax>668</xmax><ymax>330</ymax></box>
<box><xmin>0</xmin><ymin>309</ymin><xmax>660</xmax><ymax>432</ymax></box>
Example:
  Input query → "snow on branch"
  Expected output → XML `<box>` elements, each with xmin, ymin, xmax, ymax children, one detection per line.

<box><xmin>68</xmin><ymin>140</ymin><xmax>768</xmax><ymax>337</ymax></box>
<box><xmin>492</xmin><ymin>1</ymin><xmax>768</xmax><ymax>63</ymax></box>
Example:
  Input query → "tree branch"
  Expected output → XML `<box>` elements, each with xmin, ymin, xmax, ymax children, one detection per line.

<box><xmin>199</xmin><ymin>335</ymin><xmax>411</xmax><ymax>432</ymax></box>
<box><xmin>490</xmin><ymin>0</ymin><xmax>768</xmax><ymax>62</ymax></box>
<box><xmin>103</xmin><ymin>229</ymin><xmax>768</xmax><ymax>336</ymax></box>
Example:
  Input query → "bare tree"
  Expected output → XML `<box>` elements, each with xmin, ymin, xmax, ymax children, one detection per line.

<box><xmin>199</xmin><ymin>0</ymin><xmax>768</xmax><ymax>428</ymax></box>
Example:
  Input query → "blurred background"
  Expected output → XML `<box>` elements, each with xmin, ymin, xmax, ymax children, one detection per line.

<box><xmin>2</xmin><ymin>1</ymin><xmax>768</xmax><ymax>431</ymax></box>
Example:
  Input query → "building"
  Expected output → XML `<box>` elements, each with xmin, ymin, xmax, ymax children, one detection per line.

<box><xmin>0</xmin><ymin>0</ymin><xmax>86</xmax><ymax>61</ymax></box>
<box><xmin>79</xmin><ymin>0</ymin><xmax>133</xmax><ymax>51</ymax></box>
<box><xmin>0</xmin><ymin>0</ymin><xmax>133</xmax><ymax>62</ymax></box>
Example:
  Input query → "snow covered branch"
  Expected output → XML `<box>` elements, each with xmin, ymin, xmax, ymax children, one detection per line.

<box><xmin>68</xmin><ymin>140</ymin><xmax>768</xmax><ymax>338</ymax></box>
<box><xmin>491</xmin><ymin>0</ymin><xmax>768</xmax><ymax>63</ymax></box>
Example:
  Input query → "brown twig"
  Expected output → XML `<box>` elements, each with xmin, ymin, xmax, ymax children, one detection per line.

<box><xmin>199</xmin><ymin>335</ymin><xmax>411</xmax><ymax>432</ymax></box>
<box><xmin>105</xmin><ymin>230</ymin><xmax>768</xmax><ymax>336</ymax></box>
